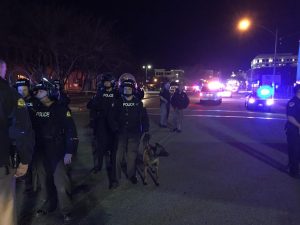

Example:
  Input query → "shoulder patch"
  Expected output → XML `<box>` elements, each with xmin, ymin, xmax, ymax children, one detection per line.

<box><xmin>66</xmin><ymin>110</ymin><xmax>72</xmax><ymax>117</ymax></box>
<box><xmin>289</xmin><ymin>102</ymin><xmax>295</xmax><ymax>107</ymax></box>
<box><xmin>17</xmin><ymin>98</ymin><xmax>26</xmax><ymax>108</ymax></box>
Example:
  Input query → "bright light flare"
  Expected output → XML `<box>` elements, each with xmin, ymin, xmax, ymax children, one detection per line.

<box><xmin>208</xmin><ymin>81</ymin><xmax>222</xmax><ymax>90</ymax></box>
<box><xmin>220</xmin><ymin>91</ymin><xmax>232</xmax><ymax>97</ymax></box>
<box><xmin>257</xmin><ymin>85</ymin><xmax>274</xmax><ymax>99</ymax></box>
<box><xmin>193</xmin><ymin>85</ymin><xmax>200</xmax><ymax>91</ymax></box>
<box><xmin>249</xmin><ymin>98</ymin><xmax>256</xmax><ymax>104</ymax></box>
<box><xmin>266</xmin><ymin>99</ymin><xmax>274</xmax><ymax>106</ymax></box>
<box><xmin>237</xmin><ymin>18</ymin><xmax>251</xmax><ymax>31</ymax></box>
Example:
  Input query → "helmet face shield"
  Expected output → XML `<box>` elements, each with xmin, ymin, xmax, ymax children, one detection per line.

<box><xmin>121</xmin><ymin>79</ymin><xmax>136</xmax><ymax>97</ymax></box>
<box><xmin>15</xmin><ymin>78</ymin><xmax>30</xmax><ymax>88</ymax></box>
<box><xmin>17</xmin><ymin>86</ymin><xmax>30</xmax><ymax>98</ymax></box>
<box><xmin>35</xmin><ymin>89</ymin><xmax>48</xmax><ymax>100</ymax></box>
<box><xmin>118</xmin><ymin>73</ymin><xmax>136</xmax><ymax>87</ymax></box>
<box><xmin>123</xmin><ymin>86</ymin><xmax>133</xmax><ymax>96</ymax></box>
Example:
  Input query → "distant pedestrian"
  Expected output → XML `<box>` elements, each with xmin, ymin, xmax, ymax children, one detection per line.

<box><xmin>286</xmin><ymin>84</ymin><xmax>300</xmax><ymax>178</ymax></box>
<box><xmin>170</xmin><ymin>83</ymin><xmax>189</xmax><ymax>133</ymax></box>
<box><xmin>159</xmin><ymin>82</ymin><xmax>171</xmax><ymax>128</ymax></box>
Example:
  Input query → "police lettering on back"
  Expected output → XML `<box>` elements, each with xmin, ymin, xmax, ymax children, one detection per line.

<box><xmin>36</xmin><ymin>111</ymin><xmax>50</xmax><ymax>118</ymax></box>
<box><xmin>103</xmin><ymin>93</ymin><xmax>114</xmax><ymax>98</ymax></box>
<box><xmin>123</xmin><ymin>102</ymin><xmax>136</xmax><ymax>107</ymax></box>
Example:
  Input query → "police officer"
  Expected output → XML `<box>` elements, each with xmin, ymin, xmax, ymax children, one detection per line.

<box><xmin>32</xmin><ymin>80</ymin><xmax>78</xmax><ymax>223</ymax></box>
<box><xmin>118</xmin><ymin>73</ymin><xmax>144</xmax><ymax>100</ymax></box>
<box><xmin>0</xmin><ymin>59</ymin><xmax>34</xmax><ymax>225</ymax></box>
<box><xmin>87</xmin><ymin>73</ymin><xmax>118</xmax><ymax>180</ymax></box>
<box><xmin>15</xmin><ymin>78</ymin><xmax>39</xmax><ymax>192</ymax></box>
<box><xmin>109</xmin><ymin>76</ymin><xmax>150</xmax><ymax>188</ymax></box>
<box><xmin>286</xmin><ymin>84</ymin><xmax>300</xmax><ymax>178</ymax></box>
<box><xmin>15</xmin><ymin>78</ymin><xmax>40</xmax><ymax>115</ymax></box>
<box><xmin>53</xmin><ymin>79</ymin><xmax>71</xmax><ymax>107</ymax></box>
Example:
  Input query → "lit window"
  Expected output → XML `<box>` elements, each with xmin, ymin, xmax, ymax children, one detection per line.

<box><xmin>281</xmin><ymin>58</ymin><xmax>284</xmax><ymax>62</ymax></box>
<box><xmin>259</xmin><ymin>59</ymin><xmax>263</xmax><ymax>63</ymax></box>
<box><xmin>269</xmin><ymin>58</ymin><xmax>273</xmax><ymax>63</ymax></box>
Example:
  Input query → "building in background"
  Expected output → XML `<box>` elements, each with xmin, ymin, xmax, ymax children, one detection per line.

<box><xmin>248</xmin><ymin>53</ymin><xmax>298</xmax><ymax>97</ymax></box>
<box><xmin>154</xmin><ymin>69</ymin><xmax>184</xmax><ymax>82</ymax></box>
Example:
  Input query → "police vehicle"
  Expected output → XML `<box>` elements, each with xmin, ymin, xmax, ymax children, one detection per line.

<box><xmin>199</xmin><ymin>85</ymin><xmax>222</xmax><ymax>105</ymax></box>
<box><xmin>245</xmin><ymin>85</ymin><xmax>274</xmax><ymax>111</ymax></box>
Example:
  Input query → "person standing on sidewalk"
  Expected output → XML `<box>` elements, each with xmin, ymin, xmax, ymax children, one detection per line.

<box><xmin>109</xmin><ymin>77</ymin><xmax>150</xmax><ymax>188</ymax></box>
<box><xmin>159</xmin><ymin>82</ymin><xmax>170</xmax><ymax>128</ymax></box>
<box><xmin>15</xmin><ymin>78</ymin><xmax>39</xmax><ymax>193</ymax></box>
<box><xmin>286</xmin><ymin>84</ymin><xmax>300</xmax><ymax>178</ymax></box>
<box><xmin>170</xmin><ymin>83</ymin><xmax>189</xmax><ymax>133</ymax></box>
<box><xmin>87</xmin><ymin>73</ymin><xmax>119</xmax><ymax>188</ymax></box>
<box><xmin>33</xmin><ymin>80</ymin><xmax>78</xmax><ymax>223</ymax></box>
<box><xmin>0</xmin><ymin>59</ymin><xmax>34</xmax><ymax>225</ymax></box>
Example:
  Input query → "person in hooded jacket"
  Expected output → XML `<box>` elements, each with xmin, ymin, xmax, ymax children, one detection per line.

<box><xmin>170</xmin><ymin>83</ymin><xmax>189</xmax><ymax>133</ymax></box>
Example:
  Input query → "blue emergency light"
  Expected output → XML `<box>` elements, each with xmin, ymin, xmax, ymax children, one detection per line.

<box><xmin>257</xmin><ymin>85</ymin><xmax>274</xmax><ymax>99</ymax></box>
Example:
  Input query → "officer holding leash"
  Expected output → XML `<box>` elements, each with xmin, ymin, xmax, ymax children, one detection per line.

<box><xmin>286</xmin><ymin>84</ymin><xmax>300</xmax><ymax>178</ymax></box>
<box><xmin>87</xmin><ymin>73</ymin><xmax>118</xmax><ymax>183</ymax></box>
<box><xmin>32</xmin><ymin>79</ymin><xmax>78</xmax><ymax>223</ymax></box>
<box><xmin>0</xmin><ymin>59</ymin><xmax>34</xmax><ymax>225</ymax></box>
<box><xmin>109</xmin><ymin>75</ymin><xmax>150</xmax><ymax>188</ymax></box>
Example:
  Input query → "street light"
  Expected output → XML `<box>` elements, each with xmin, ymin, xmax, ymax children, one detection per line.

<box><xmin>237</xmin><ymin>18</ymin><xmax>251</xmax><ymax>32</ymax></box>
<box><xmin>237</xmin><ymin>18</ymin><xmax>278</xmax><ymax>93</ymax></box>
<box><xmin>142</xmin><ymin>64</ymin><xmax>152</xmax><ymax>82</ymax></box>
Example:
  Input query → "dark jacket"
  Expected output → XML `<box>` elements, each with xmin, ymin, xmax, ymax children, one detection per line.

<box><xmin>58</xmin><ymin>91</ymin><xmax>71</xmax><ymax>107</ymax></box>
<box><xmin>87</xmin><ymin>89</ymin><xmax>119</xmax><ymax>133</ymax></box>
<box><xmin>171</xmin><ymin>89</ymin><xmax>189</xmax><ymax>110</ymax></box>
<box><xmin>33</xmin><ymin>101</ymin><xmax>78</xmax><ymax>170</ymax></box>
<box><xmin>160</xmin><ymin>88</ymin><xmax>171</xmax><ymax>105</ymax></box>
<box><xmin>24</xmin><ymin>95</ymin><xmax>40</xmax><ymax>122</ymax></box>
<box><xmin>286</xmin><ymin>96</ymin><xmax>300</xmax><ymax>132</ymax></box>
<box><xmin>109</xmin><ymin>96</ymin><xmax>149</xmax><ymax>134</ymax></box>
<box><xmin>0</xmin><ymin>77</ymin><xmax>34</xmax><ymax>166</ymax></box>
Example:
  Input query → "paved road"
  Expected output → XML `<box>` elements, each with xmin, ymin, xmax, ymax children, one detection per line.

<box><xmin>18</xmin><ymin>94</ymin><xmax>300</xmax><ymax>225</ymax></box>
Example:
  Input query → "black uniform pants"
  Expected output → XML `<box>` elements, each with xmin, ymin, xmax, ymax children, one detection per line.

<box><xmin>94</xmin><ymin>120</ymin><xmax>116</xmax><ymax>171</ymax></box>
<box><xmin>115</xmin><ymin>132</ymin><xmax>140</xmax><ymax>181</ymax></box>
<box><xmin>37</xmin><ymin>157</ymin><xmax>72</xmax><ymax>215</ymax></box>
<box><xmin>287</xmin><ymin>129</ymin><xmax>300</xmax><ymax>174</ymax></box>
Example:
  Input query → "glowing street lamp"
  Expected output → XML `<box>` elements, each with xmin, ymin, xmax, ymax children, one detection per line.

<box><xmin>237</xmin><ymin>18</ymin><xmax>251</xmax><ymax>32</ymax></box>
<box><xmin>237</xmin><ymin>17</ymin><xmax>278</xmax><ymax>94</ymax></box>
<box><xmin>142</xmin><ymin>64</ymin><xmax>152</xmax><ymax>82</ymax></box>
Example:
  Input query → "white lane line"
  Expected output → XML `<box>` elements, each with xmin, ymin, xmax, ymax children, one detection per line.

<box><xmin>148</xmin><ymin>113</ymin><xmax>286</xmax><ymax>121</ymax></box>
<box><xmin>190</xmin><ymin>109</ymin><xmax>285</xmax><ymax>116</ymax></box>
<box><xmin>147</xmin><ymin>108</ymin><xmax>285</xmax><ymax>117</ymax></box>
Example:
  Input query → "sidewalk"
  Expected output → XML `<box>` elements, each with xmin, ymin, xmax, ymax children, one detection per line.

<box><xmin>17</xmin><ymin>111</ymin><xmax>171</xmax><ymax>225</ymax></box>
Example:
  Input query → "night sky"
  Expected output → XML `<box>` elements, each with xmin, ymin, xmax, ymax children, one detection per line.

<box><xmin>38</xmin><ymin>0</ymin><xmax>300</xmax><ymax>74</ymax></box>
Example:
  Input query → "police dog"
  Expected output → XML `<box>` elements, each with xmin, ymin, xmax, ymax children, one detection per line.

<box><xmin>142</xmin><ymin>143</ymin><xmax>168</xmax><ymax>185</ymax></box>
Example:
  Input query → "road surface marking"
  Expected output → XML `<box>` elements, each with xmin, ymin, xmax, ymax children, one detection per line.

<box><xmin>148</xmin><ymin>113</ymin><xmax>285</xmax><ymax>121</ymax></box>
